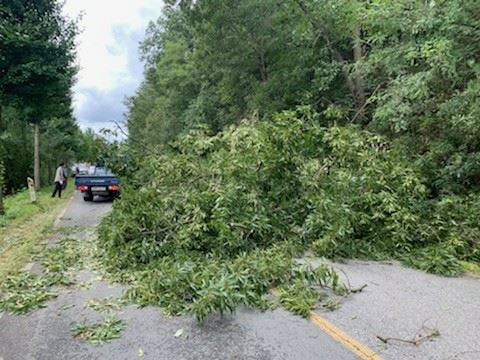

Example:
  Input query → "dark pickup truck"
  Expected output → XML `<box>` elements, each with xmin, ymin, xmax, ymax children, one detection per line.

<box><xmin>74</xmin><ymin>166</ymin><xmax>120</xmax><ymax>201</ymax></box>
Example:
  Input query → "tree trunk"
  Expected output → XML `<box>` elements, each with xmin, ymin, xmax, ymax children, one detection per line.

<box><xmin>294</xmin><ymin>0</ymin><xmax>359</xmax><ymax>107</ymax></box>
<box><xmin>34</xmin><ymin>123</ymin><xmax>40</xmax><ymax>190</ymax></box>
<box><xmin>48</xmin><ymin>159</ymin><xmax>52</xmax><ymax>185</ymax></box>
<box><xmin>0</xmin><ymin>166</ymin><xmax>4</xmax><ymax>215</ymax></box>
<box><xmin>258</xmin><ymin>51</ymin><xmax>268</xmax><ymax>82</ymax></box>
<box><xmin>0</xmin><ymin>104</ymin><xmax>4</xmax><ymax>215</ymax></box>
<box><xmin>353</xmin><ymin>26</ymin><xmax>366</xmax><ymax>117</ymax></box>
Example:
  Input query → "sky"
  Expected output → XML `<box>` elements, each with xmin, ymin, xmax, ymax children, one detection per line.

<box><xmin>63</xmin><ymin>1</ymin><xmax>164</xmax><ymax>134</ymax></box>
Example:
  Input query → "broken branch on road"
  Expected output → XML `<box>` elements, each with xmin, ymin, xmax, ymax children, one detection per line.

<box><xmin>377</xmin><ymin>324</ymin><xmax>440</xmax><ymax>346</ymax></box>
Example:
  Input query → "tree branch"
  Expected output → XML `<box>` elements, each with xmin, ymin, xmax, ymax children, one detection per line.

<box><xmin>377</xmin><ymin>324</ymin><xmax>440</xmax><ymax>346</ymax></box>
<box><xmin>294</xmin><ymin>0</ymin><xmax>357</xmax><ymax>102</ymax></box>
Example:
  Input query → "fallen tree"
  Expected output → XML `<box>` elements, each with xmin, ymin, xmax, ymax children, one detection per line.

<box><xmin>99</xmin><ymin>109</ymin><xmax>479</xmax><ymax>320</ymax></box>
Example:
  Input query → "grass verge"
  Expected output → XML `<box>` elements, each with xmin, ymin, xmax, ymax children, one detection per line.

<box><xmin>461</xmin><ymin>261</ymin><xmax>480</xmax><ymax>278</ymax></box>
<box><xmin>0</xmin><ymin>186</ymin><xmax>73</xmax><ymax>277</ymax></box>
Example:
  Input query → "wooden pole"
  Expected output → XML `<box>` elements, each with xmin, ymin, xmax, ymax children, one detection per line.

<box><xmin>34</xmin><ymin>123</ymin><xmax>41</xmax><ymax>190</ymax></box>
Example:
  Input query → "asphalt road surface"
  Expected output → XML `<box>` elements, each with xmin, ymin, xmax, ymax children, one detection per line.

<box><xmin>2</xmin><ymin>191</ymin><xmax>479</xmax><ymax>360</ymax></box>
<box><xmin>0</xmin><ymin>191</ymin><xmax>358</xmax><ymax>360</ymax></box>
<box><xmin>323</xmin><ymin>260</ymin><xmax>480</xmax><ymax>360</ymax></box>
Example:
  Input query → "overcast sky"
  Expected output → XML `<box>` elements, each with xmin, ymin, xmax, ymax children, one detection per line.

<box><xmin>64</xmin><ymin>1</ymin><xmax>164</xmax><ymax>133</ymax></box>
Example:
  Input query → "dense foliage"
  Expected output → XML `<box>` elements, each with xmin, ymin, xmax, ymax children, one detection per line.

<box><xmin>101</xmin><ymin>0</ymin><xmax>479</xmax><ymax>319</ymax></box>
<box><xmin>127</xmin><ymin>0</ymin><xmax>479</xmax><ymax>195</ymax></box>
<box><xmin>0</xmin><ymin>160</ymin><xmax>4</xmax><ymax>213</ymax></box>
<box><xmin>100</xmin><ymin>111</ymin><xmax>479</xmax><ymax>319</ymax></box>
<box><xmin>0</xmin><ymin>0</ymin><xmax>97</xmax><ymax>198</ymax></box>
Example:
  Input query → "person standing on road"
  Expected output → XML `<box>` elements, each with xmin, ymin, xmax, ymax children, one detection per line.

<box><xmin>52</xmin><ymin>162</ymin><xmax>65</xmax><ymax>198</ymax></box>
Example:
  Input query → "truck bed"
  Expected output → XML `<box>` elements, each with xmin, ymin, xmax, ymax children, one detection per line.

<box><xmin>75</xmin><ymin>173</ymin><xmax>121</xmax><ymax>201</ymax></box>
<box><xmin>75</xmin><ymin>175</ymin><xmax>120</xmax><ymax>187</ymax></box>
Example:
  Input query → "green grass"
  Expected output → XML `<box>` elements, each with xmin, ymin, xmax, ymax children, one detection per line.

<box><xmin>461</xmin><ymin>261</ymin><xmax>480</xmax><ymax>277</ymax></box>
<box><xmin>0</xmin><ymin>186</ymin><xmax>73</xmax><ymax>276</ymax></box>
<box><xmin>0</xmin><ymin>187</ymin><xmax>70</xmax><ymax>228</ymax></box>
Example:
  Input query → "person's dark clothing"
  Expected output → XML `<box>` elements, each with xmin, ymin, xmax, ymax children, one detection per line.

<box><xmin>52</xmin><ymin>181</ymin><xmax>62</xmax><ymax>198</ymax></box>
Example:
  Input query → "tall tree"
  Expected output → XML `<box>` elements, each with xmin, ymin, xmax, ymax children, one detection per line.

<box><xmin>0</xmin><ymin>158</ymin><xmax>4</xmax><ymax>215</ymax></box>
<box><xmin>0</xmin><ymin>103</ymin><xmax>4</xmax><ymax>214</ymax></box>
<box><xmin>129</xmin><ymin>0</ymin><xmax>328</xmax><ymax>151</ymax></box>
<box><xmin>293</xmin><ymin>0</ymin><xmax>368</xmax><ymax>118</ymax></box>
<box><xmin>0</xmin><ymin>0</ymin><xmax>77</xmax><ymax>190</ymax></box>
<box><xmin>362</xmin><ymin>0</ymin><xmax>480</xmax><ymax>193</ymax></box>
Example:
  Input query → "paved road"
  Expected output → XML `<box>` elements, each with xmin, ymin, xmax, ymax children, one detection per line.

<box><xmin>321</xmin><ymin>261</ymin><xmax>480</xmax><ymax>360</ymax></box>
<box><xmin>56</xmin><ymin>191</ymin><xmax>113</xmax><ymax>227</ymax></box>
<box><xmin>0</xmin><ymin>191</ymin><xmax>358</xmax><ymax>360</ymax></box>
<box><xmin>4</xmin><ymin>191</ymin><xmax>477</xmax><ymax>359</ymax></box>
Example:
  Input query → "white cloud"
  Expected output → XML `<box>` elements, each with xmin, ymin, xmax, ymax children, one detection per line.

<box><xmin>63</xmin><ymin>0</ymin><xmax>164</xmax><ymax>130</ymax></box>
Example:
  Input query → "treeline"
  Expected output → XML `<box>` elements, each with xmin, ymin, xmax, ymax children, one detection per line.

<box><xmin>127</xmin><ymin>0</ymin><xmax>479</xmax><ymax>196</ymax></box>
<box><xmin>0</xmin><ymin>1</ymin><xmax>100</xmax><ymax>212</ymax></box>
<box><xmin>0</xmin><ymin>111</ymin><xmax>103</xmax><ymax>193</ymax></box>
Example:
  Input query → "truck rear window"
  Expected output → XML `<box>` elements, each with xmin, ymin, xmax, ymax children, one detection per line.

<box><xmin>94</xmin><ymin>167</ymin><xmax>114</xmax><ymax>176</ymax></box>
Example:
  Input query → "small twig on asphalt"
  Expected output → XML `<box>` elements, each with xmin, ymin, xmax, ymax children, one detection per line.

<box><xmin>339</xmin><ymin>269</ymin><xmax>352</xmax><ymax>289</ymax></box>
<box><xmin>377</xmin><ymin>324</ymin><xmax>440</xmax><ymax>346</ymax></box>
<box><xmin>338</xmin><ymin>269</ymin><xmax>367</xmax><ymax>294</ymax></box>
<box><xmin>350</xmin><ymin>284</ymin><xmax>367</xmax><ymax>293</ymax></box>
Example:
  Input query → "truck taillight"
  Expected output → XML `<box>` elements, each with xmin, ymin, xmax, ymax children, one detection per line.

<box><xmin>109</xmin><ymin>185</ymin><xmax>120</xmax><ymax>191</ymax></box>
<box><xmin>78</xmin><ymin>185</ymin><xmax>88</xmax><ymax>191</ymax></box>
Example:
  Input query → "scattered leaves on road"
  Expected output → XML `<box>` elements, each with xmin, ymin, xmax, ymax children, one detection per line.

<box><xmin>72</xmin><ymin>316</ymin><xmax>126</xmax><ymax>345</ymax></box>
<box><xmin>0</xmin><ymin>272</ymin><xmax>70</xmax><ymax>314</ymax></box>
<box><xmin>85</xmin><ymin>297</ymin><xmax>126</xmax><ymax>313</ymax></box>
<box><xmin>39</xmin><ymin>238</ymin><xmax>82</xmax><ymax>274</ymax></box>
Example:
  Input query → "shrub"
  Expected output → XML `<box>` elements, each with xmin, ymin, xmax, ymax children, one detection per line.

<box><xmin>402</xmin><ymin>245</ymin><xmax>463</xmax><ymax>277</ymax></box>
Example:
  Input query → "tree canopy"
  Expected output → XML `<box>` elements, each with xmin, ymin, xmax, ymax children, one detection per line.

<box><xmin>126</xmin><ymin>0</ymin><xmax>480</xmax><ymax>195</ymax></box>
<box><xmin>0</xmin><ymin>0</ymin><xmax>96</xmax><ymax>195</ymax></box>
<box><xmin>0</xmin><ymin>0</ymin><xmax>77</xmax><ymax>121</ymax></box>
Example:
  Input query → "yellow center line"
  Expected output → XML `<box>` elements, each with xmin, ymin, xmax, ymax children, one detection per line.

<box><xmin>271</xmin><ymin>289</ymin><xmax>382</xmax><ymax>360</ymax></box>
<box><xmin>309</xmin><ymin>312</ymin><xmax>382</xmax><ymax>360</ymax></box>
